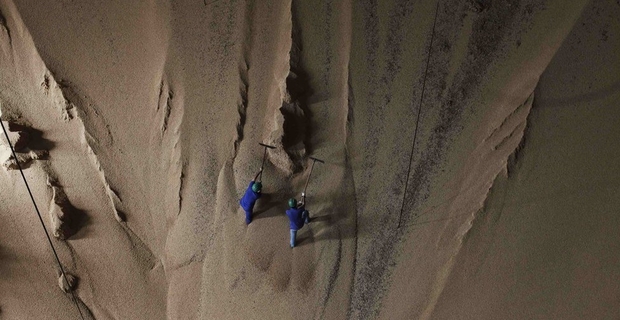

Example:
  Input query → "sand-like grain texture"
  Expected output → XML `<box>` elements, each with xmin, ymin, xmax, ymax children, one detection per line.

<box><xmin>0</xmin><ymin>0</ymin><xmax>618</xmax><ymax>319</ymax></box>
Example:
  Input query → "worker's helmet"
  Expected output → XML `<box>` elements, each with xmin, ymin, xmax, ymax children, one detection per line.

<box><xmin>252</xmin><ymin>182</ymin><xmax>262</xmax><ymax>193</ymax></box>
<box><xmin>288</xmin><ymin>198</ymin><xmax>297</xmax><ymax>208</ymax></box>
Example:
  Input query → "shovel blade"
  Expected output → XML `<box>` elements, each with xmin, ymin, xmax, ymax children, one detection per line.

<box><xmin>309</xmin><ymin>156</ymin><xmax>325</xmax><ymax>163</ymax></box>
<box><xmin>259</xmin><ymin>143</ymin><xmax>276</xmax><ymax>149</ymax></box>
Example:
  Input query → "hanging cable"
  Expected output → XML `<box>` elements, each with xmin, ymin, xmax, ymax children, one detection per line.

<box><xmin>398</xmin><ymin>1</ymin><xmax>440</xmax><ymax>229</ymax></box>
<box><xmin>0</xmin><ymin>118</ymin><xmax>85</xmax><ymax>320</ymax></box>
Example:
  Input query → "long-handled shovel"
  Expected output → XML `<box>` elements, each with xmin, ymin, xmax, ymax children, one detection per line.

<box><xmin>258</xmin><ymin>142</ymin><xmax>276</xmax><ymax>181</ymax></box>
<box><xmin>301</xmin><ymin>157</ymin><xmax>324</xmax><ymax>220</ymax></box>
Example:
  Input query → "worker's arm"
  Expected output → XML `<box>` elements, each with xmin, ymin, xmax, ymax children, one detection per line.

<box><xmin>300</xmin><ymin>192</ymin><xmax>306</xmax><ymax>206</ymax></box>
<box><xmin>252</xmin><ymin>168</ymin><xmax>263</xmax><ymax>181</ymax></box>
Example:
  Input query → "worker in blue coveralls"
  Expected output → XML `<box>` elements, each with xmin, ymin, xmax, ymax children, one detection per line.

<box><xmin>240</xmin><ymin>168</ymin><xmax>263</xmax><ymax>224</ymax></box>
<box><xmin>286</xmin><ymin>194</ymin><xmax>310</xmax><ymax>248</ymax></box>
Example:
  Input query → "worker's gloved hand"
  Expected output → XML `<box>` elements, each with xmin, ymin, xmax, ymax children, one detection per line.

<box><xmin>301</xmin><ymin>192</ymin><xmax>305</xmax><ymax>198</ymax></box>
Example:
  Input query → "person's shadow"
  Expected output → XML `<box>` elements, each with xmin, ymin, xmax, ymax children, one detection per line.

<box><xmin>252</xmin><ymin>187</ymin><xmax>358</xmax><ymax>247</ymax></box>
<box><xmin>295</xmin><ymin>205</ymin><xmax>355</xmax><ymax>247</ymax></box>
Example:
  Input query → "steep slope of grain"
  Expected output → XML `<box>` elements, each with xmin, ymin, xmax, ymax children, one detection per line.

<box><xmin>1</xmin><ymin>0</ymin><xmax>618</xmax><ymax>319</ymax></box>
<box><xmin>0</xmin><ymin>0</ymin><xmax>167</xmax><ymax>318</ymax></box>
<box><xmin>428</xmin><ymin>1</ymin><xmax>620</xmax><ymax>318</ymax></box>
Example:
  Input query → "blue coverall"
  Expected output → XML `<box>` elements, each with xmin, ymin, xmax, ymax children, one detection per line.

<box><xmin>286</xmin><ymin>206</ymin><xmax>309</xmax><ymax>247</ymax></box>
<box><xmin>240</xmin><ymin>181</ymin><xmax>261</xmax><ymax>224</ymax></box>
